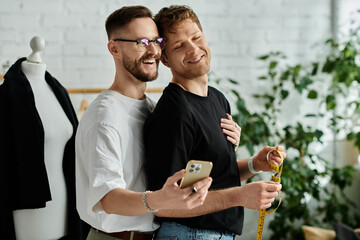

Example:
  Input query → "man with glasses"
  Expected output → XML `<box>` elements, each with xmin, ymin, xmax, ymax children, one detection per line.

<box><xmin>75</xmin><ymin>6</ymin><xmax>215</xmax><ymax>240</ymax></box>
<box><xmin>144</xmin><ymin>5</ymin><xmax>286</xmax><ymax>239</ymax></box>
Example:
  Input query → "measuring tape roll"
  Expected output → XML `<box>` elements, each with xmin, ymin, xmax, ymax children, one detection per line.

<box><xmin>256</xmin><ymin>149</ymin><xmax>284</xmax><ymax>240</ymax></box>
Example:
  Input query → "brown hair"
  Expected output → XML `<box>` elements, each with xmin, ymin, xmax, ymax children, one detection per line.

<box><xmin>105</xmin><ymin>6</ymin><xmax>153</xmax><ymax>40</ymax></box>
<box><xmin>154</xmin><ymin>5</ymin><xmax>203</xmax><ymax>37</ymax></box>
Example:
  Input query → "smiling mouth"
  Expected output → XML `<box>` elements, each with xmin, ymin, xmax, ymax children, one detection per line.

<box><xmin>188</xmin><ymin>55</ymin><xmax>203</xmax><ymax>63</ymax></box>
<box><xmin>143</xmin><ymin>59</ymin><xmax>156</xmax><ymax>64</ymax></box>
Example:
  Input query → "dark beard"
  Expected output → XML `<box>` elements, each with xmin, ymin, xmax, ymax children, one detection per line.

<box><xmin>123</xmin><ymin>54</ymin><xmax>159</xmax><ymax>82</ymax></box>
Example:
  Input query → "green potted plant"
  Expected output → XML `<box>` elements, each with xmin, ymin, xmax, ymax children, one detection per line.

<box><xmin>209</xmin><ymin>24</ymin><xmax>360</xmax><ymax>238</ymax></box>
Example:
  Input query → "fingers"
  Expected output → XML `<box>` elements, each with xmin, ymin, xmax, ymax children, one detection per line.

<box><xmin>220</xmin><ymin>116</ymin><xmax>239</xmax><ymax>132</ymax></box>
<box><xmin>275</xmin><ymin>146</ymin><xmax>287</xmax><ymax>160</ymax></box>
<box><xmin>268</xmin><ymin>153</ymin><xmax>282</xmax><ymax>166</ymax></box>
<box><xmin>165</xmin><ymin>169</ymin><xmax>186</xmax><ymax>186</ymax></box>
<box><xmin>185</xmin><ymin>178</ymin><xmax>212</xmax><ymax>206</ymax></box>
<box><xmin>261</xmin><ymin>203</ymin><xmax>272</xmax><ymax>210</ymax></box>
<box><xmin>225</xmin><ymin>113</ymin><xmax>232</xmax><ymax>120</ymax></box>
<box><xmin>180</xmin><ymin>177</ymin><xmax>212</xmax><ymax>196</ymax></box>
<box><xmin>261</xmin><ymin>181</ymin><xmax>281</xmax><ymax>194</ymax></box>
<box><xmin>259</xmin><ymin>182</ymin><xmax>282</xmax><ymax>209</ymax></box>
<box><xmin>275</xmin><ymin>145</ymin><xmax>284</xmax><ymax>151</ymax></box>
<box><xmin>185</xmin><ymin>177</ymin><xmax>212</xmax><ymax>195</ymax></box>
<box><xmin>160</xmin><ymin>175</ymin><xmax>211</xmax><ymax>210</ymax></box>
<box><xmin>267</xmin><ymin>146</ymin><xmax>286</xmax><ymax>166</ymax></box>
<box><xmin>221</xmin><ymin>114</ymin><xmax>241</xmax><ymax>149</ymax></box>
<box><xmin>220</xmin><ymin>121</ymin><xmax>238</xmax><ymax>131</ymax></box>
<box><xmin>192</xmin><ymin>177</ymin><xmax>212</xmax><ymax>193</ymax></box>
<box><xmin>177</xmin><ymin>177</ymin><xmax>212</xmax><ymax>208</ymax></box>
<box><xmin>223</xmin><ymin>129</ymin><xmax>238</xmax><ymax>144</ymax></box>
<box><xmin>242</xmin><ymin>181</ymin><xmax>282</xmax><ymax>210</ymax></box>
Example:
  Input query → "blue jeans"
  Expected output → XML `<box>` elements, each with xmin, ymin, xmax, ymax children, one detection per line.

<box><xmin>155</xmin><ymin>221</ymin><xmax>236</xmax><ymax>240</ymax></box>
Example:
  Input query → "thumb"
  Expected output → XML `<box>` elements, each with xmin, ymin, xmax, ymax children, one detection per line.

<box><xmin>166</xmin><ymin>169</ymin><xmax>186</xmax><ymax>185</ymax></box>
<box><xmin>275</xmin><ymin>145</ymin><xmax>284</xmax><ymax>152</ymax></box>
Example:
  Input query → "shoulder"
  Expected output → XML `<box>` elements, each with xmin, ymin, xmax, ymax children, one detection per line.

<box><xmin>79</xmin><ymin>91</ymin><xmax>124</xmax><ymax>128</ymax></box>
<box><xmin>159</xmin><ymin>83</ymin><xmax>186</xmax><ymax>104</ymax></box>
<box><xmin>150</xmin><ymin>84</ymin><xmax>191</xmax><ymax>121</ymax></box>
<box><xmin>209</xmin><ymin>86</ymin><xmax>229</xmax><ymax>103</ymax></box>
<box><xmin>209</xmin><ymin>85</ymin><xmax>226</xmax><ymax>99</ymax></box>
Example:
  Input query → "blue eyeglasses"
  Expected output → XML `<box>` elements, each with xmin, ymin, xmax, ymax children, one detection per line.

<box><xmin>113</xmin><ymin>38</ymin><xmax>167</xmax><ymax>52</ymax></box>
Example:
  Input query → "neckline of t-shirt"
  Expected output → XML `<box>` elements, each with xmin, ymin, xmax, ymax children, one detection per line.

<box><xmin>104</xmin><ymin>90</ymin><xmax>150</xmax><ymax>106</ymax></box>
<box><xmin>169</xmin><ymin>83</ymin><xmax>211</xmax><ymax>100</ymax></box>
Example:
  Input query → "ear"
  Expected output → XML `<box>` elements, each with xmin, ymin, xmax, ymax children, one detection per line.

<box><xmin>160</xmin><ymin>52</ymin><xmax>170</xmax><ymax>68</ymax></box>
<box><xmin>107</xmin><ymin>40</ymin><xmax>120</xmax><ymax>57</ymax></box>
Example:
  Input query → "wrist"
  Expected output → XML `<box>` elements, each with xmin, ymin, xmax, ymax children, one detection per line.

<box><xmin>142</xmin><ymin>191</ymin><xmax>159</xmax><ymax>213</ymax></box>
<box><xmin>227</xmin><ymin>186</ymin><xmax>245</xmax><ymax>208</ymax></box>
<box><xmin>248</xmin><ymin>156</ymin><xmax>262</xmax><ymax>174</ymax></box>
<box><xmin>211</xmin><ymin>188</ymin><xmax>239</xmax><ymax>209</ymax></box>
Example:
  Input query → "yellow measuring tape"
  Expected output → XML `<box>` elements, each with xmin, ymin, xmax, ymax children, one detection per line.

<box><xmin>256</xmin><ymin>149</ymin><xmax>284</xmax><ymax>240</ymax></box>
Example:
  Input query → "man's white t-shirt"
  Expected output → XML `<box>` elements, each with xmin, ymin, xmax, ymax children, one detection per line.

<box><xmin>75</xmin><ymin>90</ymin><xmax>158</xmax><ymax>233</ymax></box>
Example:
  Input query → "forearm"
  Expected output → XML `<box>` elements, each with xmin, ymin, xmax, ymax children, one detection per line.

<box><xmin>155</xmin><ymin>188</ymin><xmax>239</xmax><ymax>218</ymax></box>
<box><xmin>237</xmin><ymin>158</ymin><xmax>254</xmax><ymax>181</ymax></box>
<box><xmin>100</xmin><ymin>188</ymin><xmax>162</xmax><ymax>216</ymax></box>
<box><xmin>99</xmin><ymin>173</ymin><xmax>212</xmax><ymax>216</ymax></box>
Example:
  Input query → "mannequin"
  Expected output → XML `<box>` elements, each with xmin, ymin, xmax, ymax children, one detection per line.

<box><xmin>12</xmin><ymin>36</ymin><xmax>73</xmax><ymax>240</ymax></box>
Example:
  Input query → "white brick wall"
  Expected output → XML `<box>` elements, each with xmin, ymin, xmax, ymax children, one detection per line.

<box><xmin>1</xmin><ymin>0</ymin><xmax>353</xmax><ymax>239</ymax></box>
<box><xmin>0</xmin><ymin>0</ymin><xmax>333</xmax><ymax>95</ymax></box>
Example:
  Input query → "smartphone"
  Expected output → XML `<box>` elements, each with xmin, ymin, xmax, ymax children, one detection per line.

<box><xmin>180</xmin><ymin>160</ymin><xmax>213</xmax><ymax>189</ymax></box>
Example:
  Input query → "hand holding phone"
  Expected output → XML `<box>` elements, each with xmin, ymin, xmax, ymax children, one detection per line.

<box><xmin>180</xmin><ymin>160</ymin><xmax>213</xmax><ymax>189</ymax></box>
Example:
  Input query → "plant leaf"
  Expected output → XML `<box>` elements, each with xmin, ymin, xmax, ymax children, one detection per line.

<box><xmin>307</xmin><ymin>90</ymin><xmax>318</xmax><ymax>99</ymax></box>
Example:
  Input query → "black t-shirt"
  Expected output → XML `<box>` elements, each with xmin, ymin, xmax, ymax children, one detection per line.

<box><xmin>144</xmin><ymin>83</ymin><xmax>244</xmax><ymax>235</ymax></box>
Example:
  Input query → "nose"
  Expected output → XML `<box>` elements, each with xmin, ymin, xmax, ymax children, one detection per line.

<box><xmin>185</xmin><ymin>41</ymin><xmax>198</xmax><ymax>55</ymax></box>
<box><xmin>145</xmin><ymin>42</ymin><xmax>160</xmax><ymax>55</ymax></box>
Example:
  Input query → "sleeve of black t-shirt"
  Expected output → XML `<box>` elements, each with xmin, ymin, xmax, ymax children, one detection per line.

<box><xmin>144</xmin><ymin>114</ymin><xmax>194</xmax><ymax>191</ymax></box>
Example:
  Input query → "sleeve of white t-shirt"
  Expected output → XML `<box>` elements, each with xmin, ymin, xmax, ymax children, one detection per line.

<box><xmin>84</xmin><ymin>123</ymin><xmax>126</xmax><ymax>213</ymax></box>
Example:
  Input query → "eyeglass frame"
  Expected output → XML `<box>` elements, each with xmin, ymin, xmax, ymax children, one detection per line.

<box><xmin>113</xmin><ymin>37</ymin><xmax>167</xmax><ymax>52</ymax></box>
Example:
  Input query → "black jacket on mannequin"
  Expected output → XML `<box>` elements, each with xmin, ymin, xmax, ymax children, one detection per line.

<box><xmin>0</xmin><ymin>58</ymin><xmax>89</xmax><ymax>240</ymax></box>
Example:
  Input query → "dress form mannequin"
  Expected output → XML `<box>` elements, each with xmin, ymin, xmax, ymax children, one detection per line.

<box><xmin>12</xmin><ymin>36</ymin><xmax>73</xmax><ymax>240</ymax></box>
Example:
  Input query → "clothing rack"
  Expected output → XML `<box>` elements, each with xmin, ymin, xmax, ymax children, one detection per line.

<box><xmin>67</xmin><ymin>87</ymin><xmax>163</xmax><ymax>94</ymax></box>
